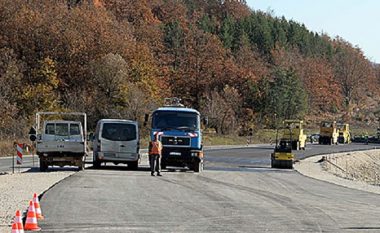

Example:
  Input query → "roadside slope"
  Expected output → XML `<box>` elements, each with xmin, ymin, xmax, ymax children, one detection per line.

<box><xmin>295</xmin><ymin>149</ymin><xmax>380</xmax><ymax>195</ymax></box>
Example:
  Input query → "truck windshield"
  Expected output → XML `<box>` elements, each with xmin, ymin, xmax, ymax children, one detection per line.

<box><xmin>101</xmin><ymin>123</ymin><xmax>137</xmax><ymax>141</ymax></box>
<box><xmin>152</xmin><ymin>111</ymin><xmax>199</xmax><ymax>130</ymax></box>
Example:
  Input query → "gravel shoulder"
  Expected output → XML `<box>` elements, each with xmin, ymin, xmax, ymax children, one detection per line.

<box><xmin>0</xmin><ymin>169</ymin><xmax>74</xmax><ymax>233</ymax></box>
<box><xmin>295</xmin><ymin>149</ymin><xmax>380</xmax><ymax>195</ymax></box>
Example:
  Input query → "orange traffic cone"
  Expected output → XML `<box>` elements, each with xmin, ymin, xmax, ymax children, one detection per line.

<box><xmin>24</xmin><ymin>200</ymin><xmax>41</xmax><ymax>231</ymax></box>
<box><xmin>14</xmin><ymin>210</ymin><xmax>24</xmax><ymax>233</ymax></box>
<box><xmin>11</xmin><ymin>221</ymin><xmax>19</xmax><ymax>233</ymax></box>
<box><xmin>33</xmin><ymin>193</ymin><xmax>44</xmax><ymax>220</ymax></box>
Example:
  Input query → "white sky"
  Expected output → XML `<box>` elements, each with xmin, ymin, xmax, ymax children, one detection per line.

<box><xmin>246</xmin><ymin>0</ymin><xmax>379</xmax><ymax>63</ymax></box>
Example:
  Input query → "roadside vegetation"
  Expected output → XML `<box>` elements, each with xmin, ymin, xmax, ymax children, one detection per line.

<box><xmin>0</xmin><ymin>0</ymin><xmax>380</xmax><ymax>154</ymax></box>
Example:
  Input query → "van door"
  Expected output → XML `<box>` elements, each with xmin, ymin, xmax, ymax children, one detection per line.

<box><xmin>100</xmin><ymin>122</ymin><xmax>138</xmax><ymax>158</ymax></box>
<box><xmin>118</xmin><ymin>123</ymin><xmax>138</xmax><ymax>156</ymax></box>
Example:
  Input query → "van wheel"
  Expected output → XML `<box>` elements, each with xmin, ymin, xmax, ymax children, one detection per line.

<box><xmin>128</xmin><ymin>161</ymin><xmax>138</xmax><ymax>170</ymax></box>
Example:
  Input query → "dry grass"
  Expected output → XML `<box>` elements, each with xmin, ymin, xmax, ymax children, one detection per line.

<box><xmin>0</xmin><ymin>140</ymin><xmax>17</xmax><ymax>157</ymax></box>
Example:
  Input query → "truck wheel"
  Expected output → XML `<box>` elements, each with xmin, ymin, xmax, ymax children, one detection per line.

<box><xmin>93</xmin><ymin>159</ymin><xmax>101</xmax><ymax>169</ymax></box>
<box><xmin>193</xmin><ymin>160</ymin><xmax>203</xmax><ymax>173</ymax></box>
<box><xmin>78</xmin><ymin>161</ymin><xmax>85</xmax><ymax>171</ymax></box>
<box><xmin>128</xmin><ymin>161</ymin><xmax>138</xmax><ymax>170</ymax></box>
<box><xmin>40</xmin><ymin>161</ymin><xmax>48</xmax><ymax>172</ymax></box>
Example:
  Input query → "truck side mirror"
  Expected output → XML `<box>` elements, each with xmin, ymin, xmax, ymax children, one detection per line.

<box><xmin>144</xmin><ymin>114</ymin><xmax>149</xmax><ymax>127</ymax></box>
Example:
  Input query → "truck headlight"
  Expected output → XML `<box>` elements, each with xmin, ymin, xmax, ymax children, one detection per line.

<box><xmin>190</xmin><ymin>151</ymin><xmax>204</xmax><ymax>158</ymax></box>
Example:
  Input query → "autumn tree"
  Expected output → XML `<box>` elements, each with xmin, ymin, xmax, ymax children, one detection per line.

<box><xmin>0</xmin><ymin>0</ymin><xmax>379</xmax><ymax>138</ymax></box>
<box><xmin>298</xmin><ymin>57</ymin><xmax>341</xmax><ymax>113</ymax></box>
<box><xmin>22</xmin><ymin>57</ymin><xmax>60</xmax><ymax>114</ymax></box>
<box><xmin>333</xmin><ymin>38</ymin><xmax>376</xmax><ymax>113</ymax></box>
<box><xmin>87</xmin><ymin>53</ymin><xmax>130</xmax><ymax>118</ymax></box>
<box><xmin>0</xmin><ymin>48</ymin><xmax>24</xmax><ymax>137</ymax></box>
<box><xmin>171</xmin><ymin>29</ymin><xmax>229</xmax><ymax>109</ymax></box>
<box><xmin>0</xmin><ymin>48</ymin><xmax>24</xmax><ymax>105</ymax></box>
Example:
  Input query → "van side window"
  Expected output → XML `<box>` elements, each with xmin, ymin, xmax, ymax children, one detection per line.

<box><xmin>102</xmin><ymin>123</ymin><xmax>137</xmax><ymax>141</ymax></box>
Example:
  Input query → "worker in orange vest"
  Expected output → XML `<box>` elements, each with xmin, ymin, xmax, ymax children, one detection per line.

<box><xmin>149</xmin><ymin>133</ymin><xmax>163</xmax><ymax>176</ymax></box>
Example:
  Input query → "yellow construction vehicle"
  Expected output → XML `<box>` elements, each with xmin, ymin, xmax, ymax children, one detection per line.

<box><xmin>271</xmin><ymin>139</ymin><xmax>294</xmax><ymax>169</ymax></box>
<box><xmin>319</xmin><ymin>121</ymin><xmax>339</xmax><ymax>145</ymax></box>
<box><xmin>271</xmin><ymin>125</ymin><xmax>295</xmax><ymax>169</ymax></box>
<box><xmin>281</xmin><ymin>120</ymin><xmax>307</xmax><ymax>150</ymax></box>
<box><xmin>337</xmin><ymin>123</ymin><xmax>351</xmax><ymax>144</ymax></box>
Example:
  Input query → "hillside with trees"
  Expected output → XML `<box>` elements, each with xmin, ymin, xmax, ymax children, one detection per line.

<box><xmin>0</xmin><ymin>0</ymin><xmax>379</xmax><ymax>139</ymax></box>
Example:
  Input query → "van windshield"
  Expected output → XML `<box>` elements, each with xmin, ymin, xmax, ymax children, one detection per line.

<box><xmin>101</xmin><ymin>123</ymin><xmax>137</xmax><ymax>141</ymax></box>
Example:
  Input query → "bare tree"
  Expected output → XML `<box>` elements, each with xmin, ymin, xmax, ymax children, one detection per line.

<box><xmin>201</xmin><ymin>85</ymin><xmax>242</xmax><ymax>134</ymax></box>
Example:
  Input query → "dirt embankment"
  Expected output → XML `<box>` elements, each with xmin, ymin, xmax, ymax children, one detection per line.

<box><xmin>295</xmin><ymin>149</ymin><xmax>380</xmax><ymax>195</ymax></box>
<box><xmin>322</xmin><ymin>150</ymin><xmax>380</xmax><ymax>185</ymax></box>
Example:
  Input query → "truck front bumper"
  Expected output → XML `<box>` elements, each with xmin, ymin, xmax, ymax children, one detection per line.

<box><xmin>161</xmin><ymin>147</ymin><xmax>203</xmax><ymax>168</ymax></box>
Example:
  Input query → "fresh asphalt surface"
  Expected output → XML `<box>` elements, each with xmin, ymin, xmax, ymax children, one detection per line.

<box><xmin>3</xmin><ymin>143</ymin><xmax>380</xmax><ymax>232</ymax></box>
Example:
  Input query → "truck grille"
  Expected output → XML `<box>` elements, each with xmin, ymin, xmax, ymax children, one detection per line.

<box><xmin>161</xmin><ymin>136</ymin><xmax>191</xmax><ymax>147</ymax></box>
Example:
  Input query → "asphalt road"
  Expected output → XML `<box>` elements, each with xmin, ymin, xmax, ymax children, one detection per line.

<box><xmin>35</xmin><ymin>143</ymin><xmax>380</xmax><ymax>232</ymax></box>
<box><xmin>0</xmin><ymin>143</ymin><xmax>378</xmax><ymax>173</ymax></box>
<box><xmin>0</xmin><ymin>154</ymin><xmax>39</xmax><ymax>173</ymax></box>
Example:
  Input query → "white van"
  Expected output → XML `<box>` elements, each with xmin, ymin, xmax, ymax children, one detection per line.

<box><xmin>93</xmin><ymin>119</ymin><xmax>140</xmax><ymax>169</ymax></box>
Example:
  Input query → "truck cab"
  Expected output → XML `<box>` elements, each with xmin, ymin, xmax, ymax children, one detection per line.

<box><xmin>149</xmin><ymin>98</ymin><xmax>204</xmax><ymax>172</ymax></box>
<box><xmin>282</xmin><ymin>120</ymin><xmax>307</xmax><ymax>150</ymax></box>
<box><xmin>337</xmin><ymin>123</ymin><xmax>351</xmax><ymax>144</ymax></box>
<box><xmin>319</xmin><ymin>121</ymin><xmax>339</xmax><ymax>145</ymax></box>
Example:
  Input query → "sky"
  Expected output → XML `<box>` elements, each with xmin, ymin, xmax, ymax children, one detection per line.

<box><xmin>245</xmin><ymin>0</ymin><xmax>379</xmax><ymax>63</ymax></box>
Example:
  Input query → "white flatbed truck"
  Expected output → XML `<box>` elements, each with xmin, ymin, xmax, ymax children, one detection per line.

<box><xmin>30</xmin><ymin>112</ymin><xmax>88</xmax><ymax>171</ymax></box>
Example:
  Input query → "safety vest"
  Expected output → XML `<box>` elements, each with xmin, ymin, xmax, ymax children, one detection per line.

<box><xmin>150</xmin><ymin>141</ymin><xmax>162</xmax><ymax>155</ymax></box>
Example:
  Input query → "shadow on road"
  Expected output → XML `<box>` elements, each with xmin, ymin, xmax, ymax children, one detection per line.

<box><xmin>86</xmin><ymin>165</ymin><xmax>151</xmax><ymax>172</ymax></box>
<box><xmin>23</xmin><ymin>166</ymin><xmax>80</xmax><ymax>173</ymax></box>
